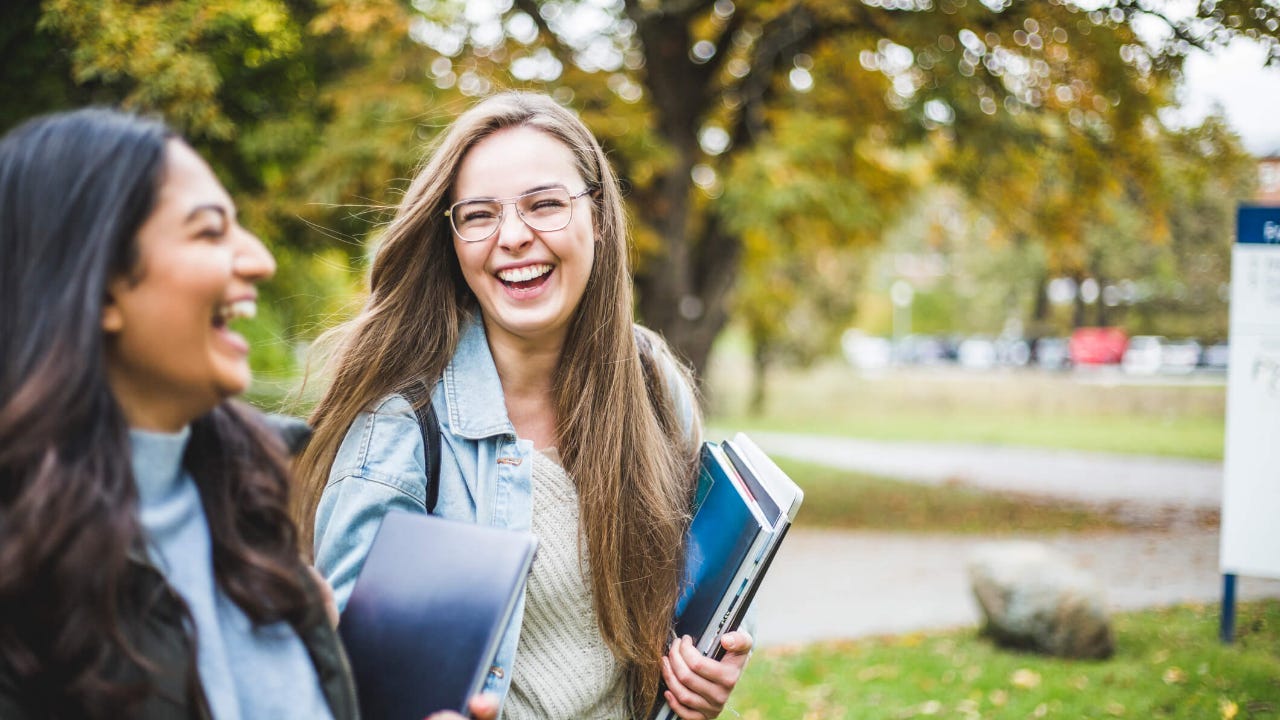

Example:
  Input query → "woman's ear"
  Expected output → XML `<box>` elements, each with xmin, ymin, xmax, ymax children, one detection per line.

<box><xmin>101</xmin><ymin>282</ymin><xmax>125</xmax><ymax>334</ymax></box>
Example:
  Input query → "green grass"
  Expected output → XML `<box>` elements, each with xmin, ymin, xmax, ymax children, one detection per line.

<box><xmin>706</xmin><ymin>357</ymin><xmax>1227</xmax><ymax>460</ymax></box>
<box><xmin>731</xmin><ymin>601</ymin><xmax>1280</xmax><ymax>719</ymax></box>
<box><xmin>715</xmin><ymin>411</ymin><xmax>1226</xmax><ymax>461</ymax></box>
<box><xmin>774</xmin><ymin>458</ymin><xmax>1139</xmax><ymax>534</ymax></box>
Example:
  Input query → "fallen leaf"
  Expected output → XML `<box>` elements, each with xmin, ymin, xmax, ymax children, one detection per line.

<box><xmin>1011</xmin><ymin>668</ymin><xmax>1042</xmax><ymax>689</ymax></box>
<box><xmin>989</xmin><ymin>689</ymin><xmax>1008</xmax><ymax>707</ymax></box>
<box><xmin>1106</xmin><ymin>701</ymin><xmax>1126</xmax><ymax>716</ymax></box>
<box><xmin>1221</xmin><ymin>699</ymin><xmax>1239</xmax><ymax>720</ymax></box>
<box><xmin>1163</xmin><ymin>666</ymin><xmax>1187</xmax><ymax>685</ymax></box>
<box><xmin>857</xmin><ymin>665</ymin><xmax>899</xmax><ymax>681</ymax></box>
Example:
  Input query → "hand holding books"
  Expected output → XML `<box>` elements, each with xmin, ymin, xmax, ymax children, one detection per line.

<box><xmin>660</xmin><ymin>631</ymin><xmax>753</xmax><ymax>718</ymax></box>
<box><xmin>652</xmin><ymin>433</ymin><xmax>803</xmax><ymax>720</ymax></box>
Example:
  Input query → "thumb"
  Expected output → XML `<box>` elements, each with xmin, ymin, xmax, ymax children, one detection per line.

<box><xmin>720</xmin><ymin>630</ymin><xmax>754</xmax><ymax>659</ymax></box>
<box><xmin>468</xmin><ymin>693</ymin><xmax>500</xmax><ymax>720</ymax></box>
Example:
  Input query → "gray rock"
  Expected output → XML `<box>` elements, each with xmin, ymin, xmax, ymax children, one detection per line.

<box><xmin>967</xmin><ymin>541</ymin><xmax>1114</xmax><ymax>659</ymax></box>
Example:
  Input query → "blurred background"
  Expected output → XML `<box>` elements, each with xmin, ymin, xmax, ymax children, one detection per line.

<box><xmin>4</xmin><ymin>0</ymin><xmax>1277</xmax><ymax>420</ymax></box>
<box><xmin>6</xmin><ymin>2</ymin><xmax>1280</xmax><ymax>714</ymax></box>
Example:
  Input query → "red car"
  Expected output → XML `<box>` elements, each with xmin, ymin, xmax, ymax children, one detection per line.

<box><xmin>1068</xmin><ymin>327</ymin><xmax>1128</xmax><ymax>365</ymax></box>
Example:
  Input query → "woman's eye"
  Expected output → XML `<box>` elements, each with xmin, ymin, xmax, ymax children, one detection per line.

<box><xmin>196</xmin><ymin>225</ymin><xmax>226</xmax><ymax>240</ymax></box>
<box><xmin>461</xmin><ymin>208</ymin><xmax>497</xmax><ymax>224</ymax></box>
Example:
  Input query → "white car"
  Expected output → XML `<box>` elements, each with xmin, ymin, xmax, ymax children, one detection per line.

<box><xmin>1122</xmin><ymin>335</ymin><xmax>1164</xmax><ymax>375</ymax></box>
<box><xmin>1160</xmin><ymin>339</ymin><xmax>1202</xmax><ymax>374</ymax></box>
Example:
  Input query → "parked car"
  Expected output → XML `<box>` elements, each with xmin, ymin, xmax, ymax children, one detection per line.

<box><xmin>1122</xmin><ymin>335</ymin><xmax>1165</xmax><ymax>375</ymax></box>
<box><xmin>996</xmin><ymin>337</ymin><xmax>1032</xmax><ymax>367</ymax></box>
<box><xmin>1068</xmin><ymin>327</ymin><xmax>1128</xmax><ymax>365</ymax></box>
<box><xmin>1200</xmin><ymin>342</ymin><xmax>1229</xmax><ymax>372</ymax></box>
<box><xmin>1032</xmin><ymin>337</ymin><xmax>1071</xmax><ymax>371</ymax></box>
<box><xmin>957</xmin><ymin>336</ymin><xmax>998</xmax><ymax>370</ymax></box>
<box><xmin>1160</xmin><ymin>339</ymin><xmax>1202</xmax><ymax>374</ymax></box>
<box><xmin>841</xmin><ymin>330</ymin><xmax>892</xmax><ymax>371</ymax></box>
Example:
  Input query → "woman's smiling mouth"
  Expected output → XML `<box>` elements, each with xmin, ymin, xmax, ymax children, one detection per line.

<box><xmin>497</xmin><ymin>263</ymin><xmax>553</xmax><ymax>291</ymax></box>
<box><xmin>212</xmin><ymin>299</ymin><xmax>257</xmax><ymax>329</ymax></box>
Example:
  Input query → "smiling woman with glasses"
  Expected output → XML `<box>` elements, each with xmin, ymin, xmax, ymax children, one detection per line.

<box><xmin>446</xmin><ymin>185</ymin><xmax>594</xmax><ymax>243</ymax></box>
<box><xmin>295</xmin><ymin>91</ymin><xmax>754</xmax><ymax>720</ymax></box>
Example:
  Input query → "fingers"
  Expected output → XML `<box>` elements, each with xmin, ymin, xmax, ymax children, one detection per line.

<box><xmin>719</xmin><ymin>630</ymin><xmax>753</xmax><ymax>669</ymax></box>
<box><xmin>661</xmin><ymin>635</ymin><xmax>745</xmax><ymax>719</ymax></box>
<box><xmin>422</xmin><ymin>693</ymin><xmax>497</xmax><ymax>720</ymax></box>
<box><xmin>467</xmin><ymin>693</ymin><xmax>500</xmax><ymax>720</ymax></box>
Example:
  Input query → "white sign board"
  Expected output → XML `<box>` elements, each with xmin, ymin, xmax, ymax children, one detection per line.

<box><xmin>1221</xmin><ymin>206</ymin><xmax>1280</xmax><ymax>579</ymax></box>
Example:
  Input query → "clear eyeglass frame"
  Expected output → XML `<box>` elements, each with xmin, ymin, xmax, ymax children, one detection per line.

<box><xmin>444</xmin><ymin>185</ymin><xmax>593</xmax><ymax>243</ymax></box>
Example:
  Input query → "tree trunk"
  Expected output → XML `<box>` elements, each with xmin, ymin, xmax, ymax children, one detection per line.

<box><xmin>749</xmin><ymin>338</ymin><xmax>770</xmax><ymax>417</ymax></box>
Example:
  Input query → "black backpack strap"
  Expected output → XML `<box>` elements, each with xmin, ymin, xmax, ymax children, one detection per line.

<box><xmin>403</xmin><ymin>381</ymin><xmax>442</xmax><ymax>515</ymax></box>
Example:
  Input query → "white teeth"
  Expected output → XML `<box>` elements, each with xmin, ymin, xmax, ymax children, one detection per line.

<box><xmin>497</xmin><ymin>264</ymin><xmax>552</xmax><ymax>283</ymax></box>
<box><xmin>217</xmin><ymin>299</ymin><xmax>257</xmax><ymax>323</ymax></box>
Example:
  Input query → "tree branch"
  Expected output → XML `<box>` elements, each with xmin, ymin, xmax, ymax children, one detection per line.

<box><xmin>511</xmin><ymin>0</ymin><xmax>579</xmax><ymax>70</ymax></box>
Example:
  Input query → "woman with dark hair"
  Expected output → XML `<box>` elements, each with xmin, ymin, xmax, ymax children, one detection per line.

<box><xmin>0</xmin><ymin>108</ymin><xmax>503</xmax><ymax>720</ymax></box>
<box><xmin>0</xmin><ymin>107</ymin><xmax>354</xmax><ymax>718</ymax></box>
<box><xmin>295</xmin><ymin>91</ymin><xmax>752</xmax><ymax>719</ymax></box>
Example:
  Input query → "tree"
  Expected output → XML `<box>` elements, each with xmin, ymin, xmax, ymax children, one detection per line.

<box><xmin>8</xmin><ymin>0</ymin><xmax>1278</xmax><ymax>380</ymax></box>
<box><xmin>389</xmin><ymin>0</ymin><xmax>1280</xmax><ymax>374</ymax></box>
<box><xmin>1</xmin><ymin>0</ymin><xmax>442</xmax><ymax>389</ymax></box>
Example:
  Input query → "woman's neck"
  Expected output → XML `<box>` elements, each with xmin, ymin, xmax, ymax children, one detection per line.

<box><xmin>485</xmin><ymin>327</ymin><xmax>561</xmax><ymax>449</ymax></box>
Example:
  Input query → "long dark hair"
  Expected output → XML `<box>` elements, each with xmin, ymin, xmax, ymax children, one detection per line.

<box><xmin>0</xmin><ymin>109</ymin><xmax>312</xmax><ymax>718</ymax></box>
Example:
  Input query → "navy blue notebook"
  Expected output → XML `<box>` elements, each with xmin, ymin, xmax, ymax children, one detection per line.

<box><xmin>338</xmin><ymin>511</ymin><xmax>537</xmax><ymax>720</ymax></box>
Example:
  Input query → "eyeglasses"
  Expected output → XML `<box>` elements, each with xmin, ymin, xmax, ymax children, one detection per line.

<box><xmin>445</xmin><ymin>186</ymin><xmax>593</xmax><ymax>243</ymax></box>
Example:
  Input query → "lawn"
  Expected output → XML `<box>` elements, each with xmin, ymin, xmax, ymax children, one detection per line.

<box><xmin>731</xmin><ymin>601</ymin><xmax>1280</xmax><ymax>719</ymax></box>
<box><xmin>772</xmin><ymin>457</ymin><xmax>1147</xmax><ymax>534</ymax></box>
<box><xmin>705</xmin><ymin>354</ymin><xmax>1227</xmax><ymax>461</ymax></box>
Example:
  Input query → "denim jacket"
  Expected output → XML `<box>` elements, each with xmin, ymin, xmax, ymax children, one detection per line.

<box><xmin>313</xmin><ymin>315</ymin><xmax>700</xmax><ymax>703</ymax></box>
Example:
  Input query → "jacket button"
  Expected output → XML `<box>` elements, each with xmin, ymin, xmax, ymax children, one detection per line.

<box><xmin>489</xmin><ymin>665</ymin><xmax>505</xmax><ymax>678</ymax></box>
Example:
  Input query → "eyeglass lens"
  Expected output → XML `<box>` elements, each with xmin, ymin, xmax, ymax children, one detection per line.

<box><xmin>451</xmin><ymin>187</ymin><xmax>575</xmax><ymax>242</ymax></box>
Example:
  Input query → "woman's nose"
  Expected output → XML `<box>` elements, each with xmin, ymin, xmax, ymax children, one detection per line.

<box><xmin>232</xmin><ymin>228</ymin><xmax>277</xmax><ymax>281</ymax></box>
<box><xmin>495</xmin><ymin>205</ymin><xmax>534</xmax><ymax>251</ymax></box>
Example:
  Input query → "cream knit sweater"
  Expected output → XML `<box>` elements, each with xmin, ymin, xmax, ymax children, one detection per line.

<box><xmin>503</xmin><ymin>450</ymin><xmax>630</xmax><ymax>720</ymax></box>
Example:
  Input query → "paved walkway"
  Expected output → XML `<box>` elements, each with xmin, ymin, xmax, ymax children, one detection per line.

<box><xmin>752</xmin><ymin>527</ymin><xmax>1280</xmax><ymax>648</ymax></box>
<box><xmin>744</xmin><ymin>431</ymin><xmax>1224</xmax><ymax>510</ymax></box>
<box><xmin>738</xmin><ymin>432</ymin><xmax>1280</xmax><ymax>648</ymax></box>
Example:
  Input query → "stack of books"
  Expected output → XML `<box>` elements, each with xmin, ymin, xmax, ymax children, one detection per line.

<box><xmin>653</xmin><ymin>433</ymin><xmax>804</xmax><ymax>720</ymax></box>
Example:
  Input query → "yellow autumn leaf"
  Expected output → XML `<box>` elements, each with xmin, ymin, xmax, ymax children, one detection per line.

<box><xmin>1163</xmin><ymin>666</ymin><xmax>1188</xmax><ymax>685</ymax></box>
<box><xmin>1011</xmin><ymin>668</ymin><xmax>1042</xmax><ymax>689</ymax></box>
<box><xmin>1220</xmin><ymin>699</ymin><xmax>1239</xmax><ymax>720</ymax></box>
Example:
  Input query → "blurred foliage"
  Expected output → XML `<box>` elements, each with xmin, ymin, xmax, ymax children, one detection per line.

<box><xmin>855</xmin><ymin>111</ymin><xmax>1256</xmax><ymax>342</ymax></box>
<box><xmin>3</xmin><ymin>0</ymin><xmax>1277</xmax><ymax>385</ymax></box>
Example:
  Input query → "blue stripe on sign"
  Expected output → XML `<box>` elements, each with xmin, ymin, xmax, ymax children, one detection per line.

<box><xmin>1238</xmin><ymin>205</ymin><xmax>1280</xmax><ymax>245</ymax></box>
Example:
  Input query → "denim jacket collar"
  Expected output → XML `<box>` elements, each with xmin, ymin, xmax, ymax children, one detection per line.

<box><xmin>441</xmin><ymin>314</ymin><xmax>517</xmax><ymax>440</ymax></box>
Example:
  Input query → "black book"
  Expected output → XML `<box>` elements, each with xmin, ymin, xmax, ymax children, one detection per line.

<box><xmin>338</xmin><ymin>511</ymin><xmax>538</xmax><ymax>720</ymax></box>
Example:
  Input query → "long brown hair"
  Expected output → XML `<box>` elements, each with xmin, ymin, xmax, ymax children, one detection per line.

<box><xmin>293</xmin><ymin>91</ymin><xmax>700</xmax><ymax>709</ymax></box>
<box><xmin>0</xmin><ymin>109</ymin><xmax>313</xmax><ymax>718</ymax></box>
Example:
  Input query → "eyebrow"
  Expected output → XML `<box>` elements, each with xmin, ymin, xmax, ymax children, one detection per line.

<box><xmin>185</xmin><ymin>204</ymin><xmax>228</xmax><ymax>225</ymax></box>
<box><xmin>457</xmin><ymin>183</ymin><xmax>568</xmax><ymax>203</ymax></box>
